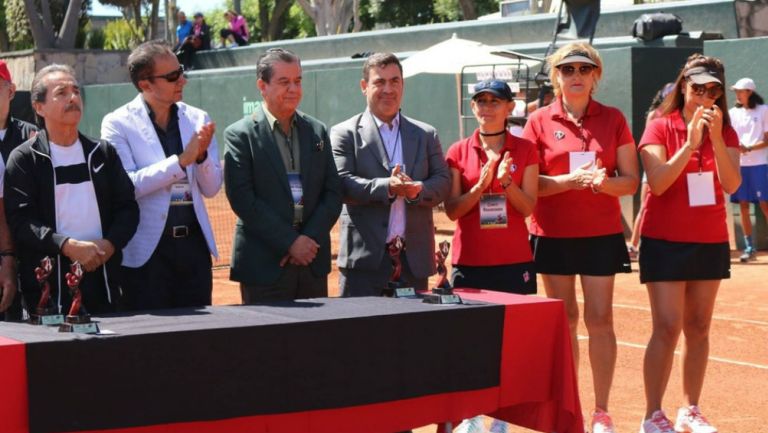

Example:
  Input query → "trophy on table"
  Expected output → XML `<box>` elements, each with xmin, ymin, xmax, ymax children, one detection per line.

<box><xmin>382</xmin><ymin>236</ymin><xmax>416</xmax><ymax>298</ymax></box>
<box><xmin>29</xmin><ymin>256</ymin><xmax>64</xmax><ymax>325</ymax></box>
<box><xmin>423</xmin><ymin>241</ymin><xmax>462</xmax><ymax>305</ymax></box>
<box><xmin>59</xmin><ymin>262</ymin><xmax>99</xmax><ymax>334</ymax></box>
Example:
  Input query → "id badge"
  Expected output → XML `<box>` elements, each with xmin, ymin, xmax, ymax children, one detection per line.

<box><xmin>288</xmin><ymin>173</ymin><xmax>304</xmax><ymax>224</ymax></box>
<box><xmin>170</xmin><ymin>181</ymin><xmax>193</xmax><ymax>205</ymax></box>
<box><xmin>686</xmin><ymin>171</ymin><xmax>716</xmax><ymax>207</ymax></box>
<box><xmin>479</xmin><ymin>194</ymin><xmax>507</xmax><ymax>229</ymax></box>
<box><xmin>569</xmin><ymin>151</ymin><xmax>596</xmax><ymax>173</ymax></box>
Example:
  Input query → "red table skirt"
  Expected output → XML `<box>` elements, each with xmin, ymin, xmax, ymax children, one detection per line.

<box><xmin>1</xmin><ymin>290</ymin><xmax>583</xmax><ymax>433</ymax></box>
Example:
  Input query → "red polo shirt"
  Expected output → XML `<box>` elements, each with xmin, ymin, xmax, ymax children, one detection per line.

<box><xmin>522</xmin><ymin>97</ymin><xmax>635</xmax><ymax>238</ymax></box>
<box><xmin>445</xmin><ymin>130</ymin><xmax>538</xmax><ymax>266</ymax></box>
<box><xmin>638</xmin><ymin>110</ymin><xmax>739</xmax><ymax>243</ymax></box>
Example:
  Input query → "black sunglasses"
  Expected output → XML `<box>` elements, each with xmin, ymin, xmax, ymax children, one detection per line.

<box><xmin>147</xmin><ymin>65</ymin><xmax>185</xmax><ymax>82</ymax></box>
<box><xmin>557</xmin><ymin>64</ymin><xmax>595</xmax><ymax>77</ymax></box>
<box><xmin>689</xmin><ymin>82</ymin><xmax>724</xmax><ymax>100</ymax></box>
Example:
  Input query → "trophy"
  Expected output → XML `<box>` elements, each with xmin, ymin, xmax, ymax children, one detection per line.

<box><xmin>382</xmin><ymin>236</ymin><xmax>416</xmax><ymax>298</ymax></box>
<box><xmin>29</xmin><ymin>256</ymin><xmax>64</xmax><ymax>325</ymax></box>
<box><xmin>423</xmin><ymin>241</ymin><xmax>462</xmax><ymax>305</ymax></box>
<box><xmin>59</xmin><ymin>262</ymin><xmax>99</xmax><ymax>334</ymax></box>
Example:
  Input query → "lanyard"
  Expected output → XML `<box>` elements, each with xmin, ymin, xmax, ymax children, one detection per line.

<box><xmin>374</xmin><ymin>112</ymin><xmax>402</xmax><ymax>168</ymax></box>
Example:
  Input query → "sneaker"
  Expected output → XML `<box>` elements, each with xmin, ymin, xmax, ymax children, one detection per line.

<box><xmin>674</xmin><ymin>405</ymin><xmax>717</xmax><ymax>433</ymax></box>
<box><xmin>739</xmin><ymin>247</ymin><xmax>756</xmax><ymax>262</ymax></box>
<box><xmin>640</xmin><ymin>410</ymin><xmax>675</xmax><ymax>433</ymax></box>
<box><xmin>591</xmin><ymin>410</ymin><xmax>616</xmax><ymax>433</ymax></box>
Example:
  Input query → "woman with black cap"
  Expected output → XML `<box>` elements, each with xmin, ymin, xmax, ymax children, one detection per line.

<box><xmin>637</xmin><ymin>53</ymin><xmax>740</xmax><ymax>433</ymax></box>
<box><xmin>443</xmin><ymin>77</ymin><xmax>539</xmax><ymax>433</ymax></box>
<box><xmin>522</xmin><ymin>41</ymin><xmax>639</xmax><ymax>433</ymax></box>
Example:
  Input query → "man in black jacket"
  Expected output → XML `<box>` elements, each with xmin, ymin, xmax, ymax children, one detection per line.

<box><xmin>4</xmin><ymin>64</ymin><xmax>139</xmax><ymax>315</ymax></box>
<box><xmin>0</xmin><ymin>60</ymin><xmax>37</xmax><ymax>321</ymax></box>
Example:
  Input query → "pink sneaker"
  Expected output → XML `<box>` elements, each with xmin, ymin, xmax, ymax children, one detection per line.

<box><xmin>591</xmin><ymin>410</ymin><xmax>616</xmax><ymax>433</ymax></box>
<box><xmin>640</xmin><ymin>410</ymin><xmax>675</xmax><ymax>433</ymax></box>
<box><xmin>674</xmin><ymin>405</ymin><xmax>717</xmax><ymax>433</ymax></box>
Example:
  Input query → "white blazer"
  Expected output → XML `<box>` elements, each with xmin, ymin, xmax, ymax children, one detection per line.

<box><xmin>100</xmin><ymin>94</ymin><xmax>222</xmax><ymax>268</ymax></box>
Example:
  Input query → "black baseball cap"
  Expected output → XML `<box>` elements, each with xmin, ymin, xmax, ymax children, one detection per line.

<box><xmin>472</xmin><ymin>79</ymin><xmax>514</xmax><ymax>101</ymax></box>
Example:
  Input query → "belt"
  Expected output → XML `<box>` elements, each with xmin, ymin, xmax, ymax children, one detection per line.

<box><xmin>163</xmin><ymin>224</ymin><xmax>201</xmax><ymax>238</ymax></box>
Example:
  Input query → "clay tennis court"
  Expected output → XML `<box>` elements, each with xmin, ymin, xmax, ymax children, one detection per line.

<box><xmin>205</xmin><ymin>191</ymin><xmax>767</xmax><ymax>433</ymax></box>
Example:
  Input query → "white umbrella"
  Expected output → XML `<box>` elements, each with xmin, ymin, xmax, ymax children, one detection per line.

<box><xmin>401</xmin><ymin>34</ymin><xmax>538</xmax><ymax>77</ymax></box>
<box><xmin>401</xmin><ymin>34</ymin><xmax>542</xmax><ymax>138</ymax></box>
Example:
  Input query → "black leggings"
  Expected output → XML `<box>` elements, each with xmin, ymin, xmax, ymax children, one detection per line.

<box><xmin>219</xmin><ymin>28</ymin><xmax>248</xmax><ymax>46</ymax></box>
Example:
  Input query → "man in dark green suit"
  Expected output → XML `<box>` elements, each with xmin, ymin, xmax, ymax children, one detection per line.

<box><xmin>223</xmin><ymin>48</ymin><xmax>342</xmax><ymax>302</ymax></box>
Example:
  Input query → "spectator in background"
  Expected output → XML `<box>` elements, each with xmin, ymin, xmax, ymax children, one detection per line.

<box><xmin>174</xmin><ymin>11</ymin><xmax>193</xmax><ymax>52</ymax></box>
<box><xmin>728</xmin><ymin>77</ymin><xmax>768</xmax><ymax>262</ymax></box>
<box><xmin>220</xmin><ymin>10</ymin><xmax>249</xmax><ymax>48</ymax></box>
<box><xmin>101</xmin><ymin>40</ymin><xmax>222</xmax><ymax>311</ymax></box>
<box><xmin>628</xmin><ymin>82</ymin><xmax>675</xmax><ymax>260</ymax></box>
<box><xmin>176</xmin><ymin>12</ymin><xmax>211</xmax><ymax>70</ymax></box>
<box><xmin>0</xmin><ymin>60</ymin><xmax>37</xmax><ymax>321</ymax></box>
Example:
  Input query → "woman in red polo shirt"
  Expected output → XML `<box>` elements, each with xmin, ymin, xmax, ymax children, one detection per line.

<box><xmin>637</xmin><ymin>54</ymin><xmax>740</xmax><ymax>433</ymax></box>
<box><xmin>522</xmin><ymin>42</ymin><xmax>639</xmax><ymax>433</ymax></box>
<box><xmin>444</xmin><ymin>78</ymin><xmax>538</xmax><ymax>433</ymax></box>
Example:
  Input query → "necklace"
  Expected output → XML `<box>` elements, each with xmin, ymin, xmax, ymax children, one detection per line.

<box><xmin>479</xmin><ymin>130</ymin><xmax>506</xmax><ymax>137</ymax></box>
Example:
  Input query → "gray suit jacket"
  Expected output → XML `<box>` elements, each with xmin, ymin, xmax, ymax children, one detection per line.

<box><xmin>331</xmin><ymin>111</ymin><xmax>450</xmax><ymax>278</ymax></box>
<box><xmin>224</xmin><ymin>105</ymin><xmax>342</xmax><ymax>285</ymax></box>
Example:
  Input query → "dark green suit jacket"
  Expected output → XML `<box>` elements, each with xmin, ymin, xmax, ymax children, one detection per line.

<box><xmin>223</xmin><ymin>105</ymin><xmax>342</xmax><ymax>285</ymax></box>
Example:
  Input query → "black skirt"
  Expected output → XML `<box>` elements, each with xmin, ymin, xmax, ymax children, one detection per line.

<box><xmin>530</xmin><ymin>233</ymin><xmax>631</xmax><ymax>276</ymax></box>
<box><xmin>451</xmin><ymin>262</ymin><xmax>537</xmax><ymax>295</ymax></box>
<box><xmin>639</xmin><ymin>237</ymin><xmax>730</xmax><ymax>283</ymax></box>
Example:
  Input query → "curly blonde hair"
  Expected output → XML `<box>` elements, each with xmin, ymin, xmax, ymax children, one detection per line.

<box><xmin>548</xmin><ymin>42</ymin><xmax>603</xmax><ymax>97</ymax></box>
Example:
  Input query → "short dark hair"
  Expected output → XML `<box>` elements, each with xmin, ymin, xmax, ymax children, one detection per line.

<box><xmin>362</xmin><ymin>52</ymin><xmax>402</xmax><ymax>82</ymax></box>
<box><xmin>128</xmin><ymin>40</ymin><xmax>175</xmax><ymax>92</ymax></box>
<box><xmin>257</xmin><ymin>48</ymin><xmax>301</xmax><ymax>83</ymax></box>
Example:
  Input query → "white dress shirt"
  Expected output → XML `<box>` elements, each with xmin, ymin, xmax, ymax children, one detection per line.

<box><xmin>371</xmin><ymin>111</ymin><xmax>406</xmax><ymax>243</ymax></box>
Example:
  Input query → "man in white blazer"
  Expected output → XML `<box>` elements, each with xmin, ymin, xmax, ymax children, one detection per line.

<box><xmin>101</xmin><ymin>40</ymin><xmax>222</xmax><ymax>310</ymax></box>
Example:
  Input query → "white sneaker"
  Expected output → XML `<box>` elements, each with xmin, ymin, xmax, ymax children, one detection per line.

<box><xmin>640</xmin><ymin>410</ymin><xmax>675</xmax><ymax>433</ymax></box>
<box><xmin>455</xmin><ymin>416</ymin><xmax>487</xmax><ymax>433</ymax></box>
<box><xmin>674</xmin><ymin>405</ymin><xmax>717</xmax><ymax>433</ymax></box>
<box><xmin>591</xmin><ymin>410</ymin><xmax>616</xmax><ymax>433</ymax></box>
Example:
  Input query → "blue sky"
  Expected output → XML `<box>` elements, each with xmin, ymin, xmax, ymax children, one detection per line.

<box><xmin>91</xmin><ymin>0</ymin><xmax>225</xmax><ymax>17</ymax></box>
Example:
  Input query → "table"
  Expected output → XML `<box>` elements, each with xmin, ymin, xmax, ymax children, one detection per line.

<box><xmin>0</xmin><ymin>290</ymin><xmax>583</xmax><ymax>433</ymax></box>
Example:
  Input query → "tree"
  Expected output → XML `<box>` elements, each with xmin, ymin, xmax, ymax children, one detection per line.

<box><xmin>259</xmin><ymin>0</ymin><xmax>292</xmax><ymax>41</ymax></box>
<box><xmin>295</xmin><ymin>0</ymin><xmax>361</xmax><ymax>36</ymax></box>
<box><xmin>3</xmin><ymin>0</ymin><xmax>90</xmax><ymax>50</ymax></box>
<box><xmin>100</xmin><ymin>0</ymin><xmax>161</xmax><ymax>44</ymax></box>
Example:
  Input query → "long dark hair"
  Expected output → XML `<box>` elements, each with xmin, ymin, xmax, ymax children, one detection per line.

<box><xmin>735</xmin><ymin>91</ymin><xmax>764</xmax><ymax>109</ymax></box>
<box><xmin>658</xmin><ymin>53</ymin><xmax>731</xmax><ymax>126</ymax></box>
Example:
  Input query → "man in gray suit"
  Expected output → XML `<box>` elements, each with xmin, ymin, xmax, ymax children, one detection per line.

<box><xmin>224</xmin><ymin>48</ymin><xmax>342</xmax><ymax>302</ymax></box>
<box><xmin>331</xmin><ymin>52</ymin><xmax>450</xmax><ymax>297</ymax></box>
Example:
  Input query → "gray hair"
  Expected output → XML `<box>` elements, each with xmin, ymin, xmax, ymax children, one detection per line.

<box><xmin>128</xmin><ymin>40</ymin><xmax>175</xmax><ymax>92</ymax></box>
<box><xmin>30</xmin><ymin>64</ymin><xmax>77</xmax><ymax>127</ymax></box>
<box><xmin>30</xmin><ymin>64</ymin><xmax>76</xmax><ymax>104</ymax></box>
<box><xmin>257</xmin><ymin>48</ymin><xmax>301</xmax><ymax>83</ymax></box>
